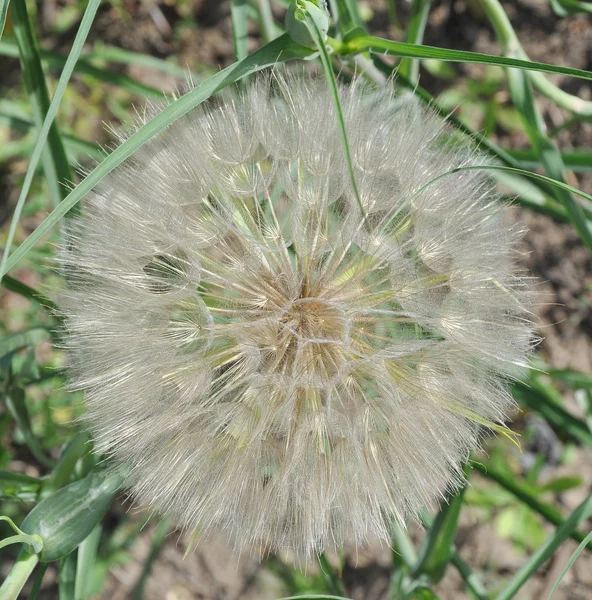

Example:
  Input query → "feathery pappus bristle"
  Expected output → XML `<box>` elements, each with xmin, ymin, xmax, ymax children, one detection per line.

<box><xmin>59</xmin><ymin>72</ymin><xmax>536</xmax><ymax>559</ymax></box>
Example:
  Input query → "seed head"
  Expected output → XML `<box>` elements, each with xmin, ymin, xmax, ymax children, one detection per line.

<box><xmin>60</xmin><ymin>73</ymin><xmax>535</xmax><ymax>559</ymax></box>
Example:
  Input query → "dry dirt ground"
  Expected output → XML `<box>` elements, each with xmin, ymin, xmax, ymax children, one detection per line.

<box><xmin>1</xmin><ymin>1</ymin><xmax>591</xmax><ymax>599</ymax></box>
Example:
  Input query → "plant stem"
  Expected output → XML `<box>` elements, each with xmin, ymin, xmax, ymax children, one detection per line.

<box><xmin>0</xmin><ymin>549</ymin><xmax>40</xmax><ymax>600</ymax></box>
<box><xmin>399</xmin><ymin>0</ymin><xmax>432</xmax><ymax>84</ymax></box>
<box><xmin>472</xmin><ymin>461</ymin><xmax>592</xmax><ymax>550</ymax></box>
<box><xmin>480</xmin><ymin>0</ymin><xmax>592</xmax><ymax>117</ymax></box>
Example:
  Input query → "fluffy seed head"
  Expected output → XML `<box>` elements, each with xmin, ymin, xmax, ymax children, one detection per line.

<box><xmin>60</xmin><ymin>73</ymin><xmax>535</xmax><ymax>559</ymax></box>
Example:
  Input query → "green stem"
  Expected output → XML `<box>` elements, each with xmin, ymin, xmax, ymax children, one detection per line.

<box><xmin>10</xmin><ymin>0</ymin><xmax>73</xmax><ymax>206</ymax></box>
<box><xmin>480</xmin><ymin>0</ymin><xmax>592</xmax><ymax>117</ymax></box>
<box><xmin>451</xmin><ymin>550</ymin><xmax>490</xmax><ymax>600</ymax></box>
<box><xmin>495</xmin><ymin>491</ymin><xmax>592</xmax><ymax>600</ymax></box>
<box><xmin>0</xmin><ymin>549</ymin><xmax>40</xmax><ymax>600</ymax></box>
<box><xmin>318</xmin><ymin>552</ymin><xmax>345</xmax><ymax>596</ymax></box>
<box><xmin>472</xmin><ymin>461</ymin><xmax>592</xmax><ymax>550</ymax></box>
<box><xmin>258</xmin><ymin>0</ymin><xmax>278</xmax><ymax>41</ymax></box>
<box><xmin>399</xmin><ymin>0</ymin><xmax>431</xmax><ymax>83</ymax></box>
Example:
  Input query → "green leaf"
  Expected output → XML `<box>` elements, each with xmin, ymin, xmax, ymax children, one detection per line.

<box><xmin>412</xmin><ymin>469</ymin><xmax>468</xmax><ymax>582</ymax></box>
<box><xmin>4</xmin><ymin>387</ymin><xmax>54</xmax><ymax>468</ymax></box>
<box><xmin>20</xmin><ymin>468</ymin><xmax>124</xmax><ymax>563</ymax></box>
<box><xmin>0</xmin><ymin>0</ymin><xmax>9</xmax><ymax>40</ymax></box>
<box><xmin>0</xmin><ymin>0</ymin><xmax>100</xmax><ymax>283</ymax></box>
<box><xmin>59</xmin><ymin>551</ymin><xmax>76</xmax><ymax>600</ymax></box>
<box><xmin>0</xmin><ymin>471</ymin><xmax>41</xmax><ymax>501</ymax></box>
<box><xmin>0</xmin><ymin>39</ymin><xmax>165</xmax><ymax>99</ymax></box>
<box><xmin>513</xmin><ymin>380</ymin><xmax>592</xmax><ymax>448</ymax></box>
<box><xmin>331</xmin><ymin>34</ymin><xmax>592</xmax><ymax>81</ymax></box>
<box><xmin>85</xmin><ymin>42</ymin><xmax>198</xmax><ymax>80</ymax></box>
<box><xmin>495</xmin><ymin>491</ymin><xmax>592</xmax><ymax>600</ymax></box>
<box><xmin>405</xmin><ymin>587</ymin><xmax>443</xmax><ymax>600</ymax></box>
<box><xmin>0</xmin><ymin>328</ymin><xmax>51</xmax><ymax>359</ymax></box>
<box><xmin>231</xmin><ymin>0</ymin><xmax>249</xmax><ymax>62</ymax></box>
<box><xmin>9</xmin><ymin>0</ymin><xmax>72</xmax><ymax>208</ymax></box>
<box><xmin>472</xmin><ymin>460</ymin><xmax>592</xmax><ymax>550</ymax></box>
<box><xmin>537</xmin><ymin>477</ymin><xmax>583</xmax><ymax>494</ymax></box>
<box><xmin>1</xmin><ymin>275</ymin><xmax>60</xmax><ymax>314</ymax></box>
<box><xmin>74</xmin><ymin>525</ymin><xmax>102</xmax><ymax>600</ymax></box>
<box><xmin>43</xmin><ymin>432</ymin><xmax>91</xmax><ymax>496</ymax></box>
<box><xmin>398</xmin><ymin>0</ymin><xmax>431</xmax><ymax>83</ymax></box>
<box><xmin>547</xmin><ymin>529</ymin><xmax>592</xmax><ymax>599</ymax></box>
<box><xmin>0</xmin><ymin>34</ymin><xmax>313</xmax><ymax>277</ymax></box>
<box><xmin>276</xmin><ymin>596</ymin><xmax>353</xmax><ymax>600</ymax></box>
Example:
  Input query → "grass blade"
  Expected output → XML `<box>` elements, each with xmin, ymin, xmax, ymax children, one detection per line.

<box><xmin>86</xmin><ymin>42</ymin><xmax>198</xmax><ymax>80</ymax></box>
<box><xmin>0</xmin><ymin>0</ymin><xmax>8</xmax><ymax>40</ymax></box>
<box><xmin>472</xmin><ymin>460</ymin><xmax>592</xmax><ymax>549</ymax></box>
<box><xmin>495</xmin><ymin>491</ymin><xmax>592</xmax><ymax>600</ymax></box>
<box><xmin>1</xmin><ymin>275</ymin><xmax>59</xmax><ymax>313</ymax></box>
<box><xmin>257</xmin><ymin>0</ymin><xmax>279</xmax><ymax>42</ymax></box>
<box><xmin>74</xmin><ymin>525</ymin><xmax>102</xmax><ymax>600</ymax></box>
<box><xmin>10</xmin><ymin>0</ymin><xmax>72</xmax><ymax>207</ymax></box>
<box><xmin>513</xmin><ymin>380</ymin><xmax>592</xmax><ymax>449</ymax></box>
<box><xmin>0</xmin><ymin>35</ymin><xmax>313</xmax><ymax>277</ymax></box>
<box><xmin>546</xmin><ymin>529</ymin><xmax>592</xmax><ymax>599</ymax></box>
<box><xmin>0</xmin><ymin>39</ymin><xmax>165</xmax><ymax>99</ymax></box>
<box><xmin>412</xmin><ymin>470</ymin><xmax>469</xmax><ymax>582</ymax></box>
<box><xmin>481</xmin><ymin>0</ymin><xmax>592</xmax><ymax>116</ymax></box>
<box><xmin>231</xmin><ymin>0</ymin><xmax>249</xmax><ymax>62</ymax></box>
<box><xmin>480</xmin><ymin>0</ymin><xmax>592</xmax><ymax>250</ymax></box>
<box><xmin>330</xmin><ymin>34</ymin><xmax>592</xmax><ymax>81</ymax></box>
<box><xmin>398</xmin><ymin>0</ymin><xmax>431</xmax><ymax>83</ymax></box>
<box><xmin>0</xmin><ymin>0</ymin><xmax>101</xmax><ymax>285</ymax></box>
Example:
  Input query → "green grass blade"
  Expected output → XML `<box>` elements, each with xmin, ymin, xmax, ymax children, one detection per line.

<box><xmin>331</xmin><ymin>34</ymin><xmax>592</xmax><ymax>81</ymax></box>
<box><xmin>318</xmin><ymin>552</ymin><xmax>345</xmax><ymax>597</ymax></box>
<box><xmin>493</xmin><ymin>35</ymin><xmax>592</xmax><ymax>249</ymax></box>
<box><xmin>131</xmin><ymin>518</ymin><xmax>169</xmax><ymax>600</ymax></box>
<box><xmin>540</xmin><ymin>365</ymin><xmax>592</xmax><ymax>390</ymax></box>
<box><xmin>231</xmin><ymin>0</ymin><xmax>249</xmax><ymax>62</ymax></box>
<box><xmin>481</xmin><ymin>0</ymin><xmax>592</xmax><ymax>116</ymax></box>
<box><xmin>0</xmin><ymin>328</ymin><xmax>51</xmax><ymax>359</ymax></box>
<box><xmin>0</xmin><ymin>39</ymin><xmax>165</xmax><ymax>99</ymax></box>
<box><xmin>4</xmin><ymin>386</ymin><xmax>54</xmax><ymax>468</ymax></box>
<box><xmin>257</xmin><ymin>0</ymin><xmax>278</xmax><ymax>42</ymax></box>
<box><xmin>547</xmin><ymin>529</ymin><xmax>592</xmax><ymax>599</ymax></box>
<box><xmin>398</xmin><ymin>0</ymin><xmax>431</xmax><ymax>83</ymax></box>
<box><xmin>58</xmin><ymin>552</ymin><xmax>76</xmax><ymax>600</ymax></box>
<box><xmin>0</xmin><ymin>0</ymin><xmax>100</xmax><ymax>285</ymax></box>
<box><xmin>0</xmin><ymin>35</ymin><xmax>312</xmax><ymax>277</ymax></box>
<box><xmin>0</xmin><ymin>102</ymin><xmax>104</xmax><ymax>161</ymax></box>
<box><xmin>0</xmin><ymin>0</ymin><xmax>8</xmax><ymax>40</ymax></box>
<box><xmin>506</xmin><ymin>148</ymin><xmax>592</xmax><ymax>173</ymax></box>
<box><xmin>85</xmin><ymin>42</ymin><xmax>197</xmax><ymax>80</ymax></box>
<box><xmin>495</xmin><ymin>491</ymin><xmax>592</xmax><ymax>600</ymax></box>
<box><xmin>10</xmin><ymin>0</ymin><xmax>72</xmax><ymax>206</ymax></box>
<box><xmin>74</xmin><ymin>525</ymin><xmax>101</xmax><ymax>600</ymax></box>
<box><xmin>26</xmin><ymin>563</ymin><xmax>48</xmax><ymax>600</ymax></box>
<box><xmin>1</xmin><ymin>275</ymin><xmax>59</xmax><ymax>313</ymax></box>
<box><xmin>472</xmin><ymin>460</ymin><xmax>592</xmax><ymax>549</ymax></box>
<box><xmin>412</xmin><ymin>471</ymin><xmax>468</xmax><ymax>582</ymax></box>
<box><xmin>332</xmin><ymin>0</ymin><xmax>358</xmax><ymax>34</ymax></box>
<box><xmin>513</xmin><ymin>380</ymin><xmax>592</xmax><ymax>448</ymax></box>
<box><xmin>276</xmin><ymin>596</ymin><xmax>353</xmax><ymax>600</ymax></box>
<box><xmin>450</xmin><ymin>550</ymin><xmax>490</xmax><ymax>600</ymax></box>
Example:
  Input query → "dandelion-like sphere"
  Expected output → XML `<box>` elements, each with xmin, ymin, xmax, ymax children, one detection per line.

<box><xmin>61</xmin><ymin>74</ymin><xmax>535</xmax><ymax>558</ymax></box>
